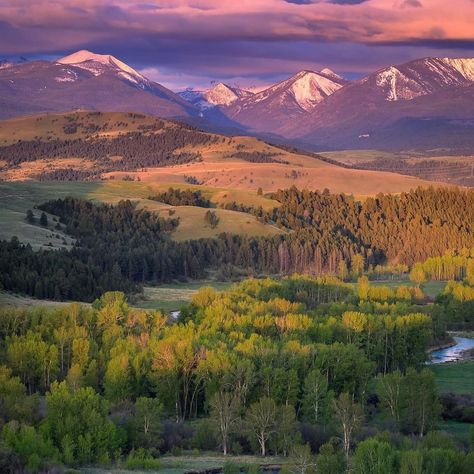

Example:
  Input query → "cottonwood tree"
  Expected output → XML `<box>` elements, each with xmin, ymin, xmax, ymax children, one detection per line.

<box><xmin>288</xmin><ymin>444</ymin><xmax>317</xmax><ymax>474</ymax></box>
<box><xmin>410</xmin><ymin>264</ymin><xmax>426</xmax><ymax>287</ymax></box>
<box><xmin>302</xmin><ymin>369</ymin><xmax>332</xmax><ymax>424</ymax></box>
<box><xmin>133</xmin><ymin>397</ymin><xmax>163</xmax><ymax>448</ymax></box>
<box><xmin>376</xmin><ymin>370</ymin><xmax>403</xmax><ymax>428</ymax></box>
<box><xmin>244</xmin><ymin>396</ymin><xmax>277</xmax><ymax>456</ymax></box>
<box><xmin>274</xmin><ymin>405</ymin><xmax>299</xmax><ymax>457</ymax></box>
<box><xmin>334</xmin><ymin>392</ymin><xmax>364</xmax><ymax>462</ymax></box>
<box><xmin>210</xmin><ymin>390</ymin><xmax>241</xmax><ymax>456</ymax></box>
<box><xmin>402</xmin><ymin>368</ymin><xmax>441</xmax><ymax>437</ymax></box>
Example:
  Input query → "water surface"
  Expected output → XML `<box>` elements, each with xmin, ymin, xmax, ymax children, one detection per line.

<box><xmin>429</xmin><ymin>337</ymin><xmax>474</xmax><ymax>364</ymax></box>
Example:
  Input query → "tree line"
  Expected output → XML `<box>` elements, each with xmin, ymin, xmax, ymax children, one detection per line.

<box><xmin>5</xmin><ymin>186</ymin><xmax>474</xmax><ymax>301</ymax></box>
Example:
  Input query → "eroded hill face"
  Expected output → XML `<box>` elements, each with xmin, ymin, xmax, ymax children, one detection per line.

<box><xmin>0</xmin><ymin>110</ymin><xmax>436</xmax><ymax>196</ymax></box>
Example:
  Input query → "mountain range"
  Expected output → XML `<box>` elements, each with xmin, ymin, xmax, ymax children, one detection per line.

<box><xmin>0</xmin><ymin>50</ymin><xmax>195</xmax><ymax>120</ymax></box>
<box><xmin>1</xmin><ymin>50</ymin><xmax>474</xmax><ymax>151</ymax></box>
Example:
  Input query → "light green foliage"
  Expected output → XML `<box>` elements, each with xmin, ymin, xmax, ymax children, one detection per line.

<box><xmin>244</xmin><ymin>397</ymin><xmax>277</xmax><ymax>457</ymax></box>
<box><xmin>43</xmin><ymin>381</ymin><xmax>124</xmax><ymax>465</ymax></box>
<box><xmin>7</xmin><ymin>331</ymin><xmax>59</xmax><ymax>393</ymax></box>
<box><xmin>209</xmin><ymin>391</ymin><xmax>241</xmax><ymax>456</ymax></box>
<box><xmin>124</xmin><ymin>448</ymin><xmax>161</xmax><ymax>470</ymax></box>
<box><xmin>0</xmin><ymin>273</ymin><xmax>468</xmax><ymax>469</ymax></box>
<box><xmin>287</xmin><ymin>444</ymin><xmax>317</xmax><ymax>474</ymax></box>
<box><xmin>399</xmin><ymin>449</ymin><xmax>423</xmax><ymax>474</ymax></box>
<box><xmin>272</xmin><ymin>405</ymin><xmax>299</xmax><ymax>457</ymax></box>
<box><xmin>401</xmin><ymin>369</ymin><xmax>441</xmax><ymax>436</ymax></box>
<box><xmin>133</xmin><ymin>397</ymin><xmax>163</xmax><ymax>449</ymax></box>
<box><xmin>0</xmin><ymin>365</ymin><xmax>36</xmax><ymax>423</ymax></box>
<box><xmin>2</xmin><ymin>421</ymin><xmax>59</xmax><ymax>471</ymax></box>
<box><xmin>354</xmin><ymin>438</ymin><xmax>397</xmax><ymax>474</ymax></box>
<box><xmin>316</xmin><ymin>442</ymin><xmax>345</xmax><ymax>474</ymax></box>
<box><xmin>301</xmin><ymin>369</ymin><xmax>333</xmax><ymax>424</ymax></box>
<box><xmin>334</xmin><ymin>392</ymin><xmax>364</xmax><ymax>461</ymax></box>
<box><xmin>377</xmin><ymin>369</ymin><xmax>441</xmax><ymax>436</ymax></box>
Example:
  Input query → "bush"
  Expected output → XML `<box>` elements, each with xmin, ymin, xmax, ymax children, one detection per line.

<box><xmin>125</xmin><ymin>449</ymin><xmax>161</xmax><ymax>470</ymax></box>
<box><xmin>222</xmin><ymin>460</ymin><xmax>240</xmax><ymax>474</ymax></box>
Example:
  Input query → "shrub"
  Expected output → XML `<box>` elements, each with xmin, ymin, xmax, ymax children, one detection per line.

<box><xmin>125</xmin><ymin>449</ymin><xmax>161</xmax><ymax>470</ymax></box>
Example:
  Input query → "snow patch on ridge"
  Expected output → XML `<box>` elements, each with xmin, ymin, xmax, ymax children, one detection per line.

<box><xmin>179</xmin><ymin>82</ymin><xmax>254</xmax><ymax>109</ymax></box>
<box><xmin>440</xmin><ymin>58</ymin><xmax>474</xmax><ymax>82</ymax></box>
<box><xmin>57</xmin><ymin>50</ymin><xmax>149</xmax><ymax>86</ymax></box>
<box><xmin>290</xmin><ymin>71</ymin><xmax>342</xmax><ymax>110</ymax></box>
<box><xmin>375</xmin><ymin>66</ymin><xmax>427</xmax><ymax>101</ymax></box>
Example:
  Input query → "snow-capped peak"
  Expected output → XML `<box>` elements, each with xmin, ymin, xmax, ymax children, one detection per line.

<box><xmin>178</xmin><ymin>82</ymin><xmax>254</xmax><ymax>109</ymax></box>
<box><xmin>206</xmin><ymin>82</ymin><xmax>242</xmax><ymax>106</ymax></box>
<box><xmin>57</xmin><ymin>50</ymin><xmax>148</xmax><ymax>85</ymax></box>
<box><xmin>374</xmin><ymin>57</ymin><xmax>474</xmax><ymax>102</ymax></box>
<box><xmin>320</xmin><ymin>67</ymin><xmax>343</xmax><ymax>80</ymax></box>
<box><xmin>288</xmin><ymin>71</ymin><xmax>343</xmax><ymax>110</ymax></box>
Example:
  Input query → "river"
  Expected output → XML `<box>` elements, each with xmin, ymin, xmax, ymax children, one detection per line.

<box><xmin>429</xmin><ymin>336</ymin><xmax>474</xmax><ymax>364</ymax></box>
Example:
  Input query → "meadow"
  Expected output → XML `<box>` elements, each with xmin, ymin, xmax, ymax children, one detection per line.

<box><xmin>431</xmin><ymin>360</ymin><xmax>474</xmax><ymax>395</ymax></box>
<box><xmin>0</xmin><ymin>180</ymin><xmax>283</xmax><ymax>249</ymax></box>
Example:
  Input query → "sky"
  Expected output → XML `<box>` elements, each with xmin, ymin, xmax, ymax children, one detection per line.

<box><xmin>1</xmin><ymin>0</ymin><xmax>474</xmax><ymax>91</ymax></box>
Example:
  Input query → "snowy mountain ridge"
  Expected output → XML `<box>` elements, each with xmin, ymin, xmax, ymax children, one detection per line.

<box><xmin>178</xmin><ymin>82</ymin><xmax>254</xmax><ymax>109</ymax></box>
<box><xmin>57</xmin><ymin>50</ymin><xmax>150</xmax><ymax>88</ymax></box>
<box><xmin>373</xmin><ymin>57</ymin><xmax>474</xmax><ymax>102</ymax></box>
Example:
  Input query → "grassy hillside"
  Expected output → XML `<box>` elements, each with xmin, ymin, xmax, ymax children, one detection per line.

<box><xmin>0</xmin><ymin>110</ymin><xmax>168</xmax><ymax>145</ymax></box>
<box><xmin>0</xmin><ymin>111</ymin><xmax>438</xmax><ymax>195</ymax></box>
<box><xmin>0</xmin><ymin>181</ymin><xmax>283</xmax><ymax>249</ymax></box>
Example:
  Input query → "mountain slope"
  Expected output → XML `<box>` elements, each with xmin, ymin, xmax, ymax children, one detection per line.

<box><xmin>179</xmin><ymin>82</ymin><xmax>254</xmax><ymax>110</ymax></box>
<box><xmin>0</xmin><ymin>51</ymin><xmax>196</xmax><ymax>120</ymax></box>
<box><xmin>279</xmin><ymin>57</ymin><xmax>474</xmax><ymax>150</ymax></box>
<box><xmin>219</xmin><ymin>69</ymin><xmax>346</xmax><ymax>131</ymax></box>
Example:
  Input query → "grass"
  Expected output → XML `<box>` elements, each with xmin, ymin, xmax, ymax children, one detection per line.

<box><xmin>438</xmin><ymin>420</ymin><xmax>472</xmax><ymax>442</ymax></box>
<box><xmin>0</xmin><ymin>281</ymin><xmax>232</xmax><ymax>314</ymax></box>
<box><xmin>368</xmin><ymin>279</ymin><xmax>446</xmax><ymax>298</ymax></box>
<box><xmin>318</xmin><ymin>149</ymin><xmax>403</xmax><ymax>165</ymax></box>
<box><xmin>0</xmin><ymin>110</ymin><xmax>165</xmax><ymax>145</ymax></box>
<box><xmin>431</xmin><ymin>360</ymin><xmax>474</xmax><ymax>396</ymax></box>
<box><xmin>0</xmin><ymin>111</ymin><xmax>437</xmax><ymax>196</ymax></box>
<box><xmin>134</xmin><ymin>282</ymin><xmax>232</xmax><ymax>312</ymax></box>
<box><xmin>0</xmin><ymin>181</ymin><xmax>283</xmax><ymax>248</ymax></box>
<box><xmin>0</xmin><ymin>291</ymin><xmax>76</xmax><ymax>309</ymax></box>
<box><xmin>81</xmin><ymin>454</ymin><xmax>286</xmax><ymax>474</ymax></box>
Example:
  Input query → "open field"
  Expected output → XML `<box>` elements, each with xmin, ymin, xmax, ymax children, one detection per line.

<box><xmin>0</xmin><ymin>291</ymin><xmax>77</xmax><ymax>309</ymax></box>
<box><xmin>0</xmin><ymin>181</ymin><xmax>283</xmax><ymax>248</ymax></box>
<box><xmin>438</xmin><ymin>421</ymin><xmax>472</xmax><ymax>442</ymax></box>
<box><xmin>431</xmin><ymin>360</ymin><xmax>474</xmax><ymax>396</ymax></box>
<box><xmin>0</xmin><ymin>280</ymin><xmax>232</xmax><ymax>313</ymax></box>
<box><xmin>368</xmin><ymin>279</ymin><xmax>447</xmax><ymax>299</ymax></box>
<box><xmin>318</xmin><ymin>149</ymin><xmax>405</xmax><ymax>165</ymax></box>
<box><xmin>319</xmin><ymin>149</ymin><xmax>474</xmax><ymax>187</ymax></box>
<box><xmin>81</xmin><ymin>454</ymin><xmax>286</xmax><ymax>474</ymax></box>
<box><xmin>134</xmin><ymin>282</ymin><xmax>232</xmax><ymax>312</ymax></box>
<box><xmin>107</xmin><ymin>157</ymin><xmax>435</xmax><ymax>197</ymax></box>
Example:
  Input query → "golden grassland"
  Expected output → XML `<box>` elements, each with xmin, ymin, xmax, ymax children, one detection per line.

<box><xmin>0</xmin><ymin>110</ymin><xmax>166</xmax><ymax>145</ymax></box>
<box><xmin>0</xmin><ymin>111</ymin><xmax>437</xmax><ymax>195</ymax></box>
<box><xmin>0</xmin><ymin>180</ymin><xmax>284</xmax><ymax>249</ymax></box>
